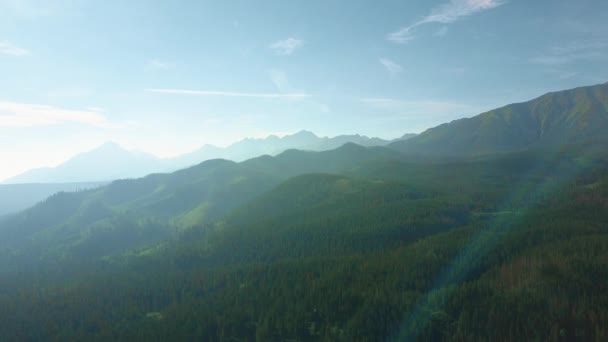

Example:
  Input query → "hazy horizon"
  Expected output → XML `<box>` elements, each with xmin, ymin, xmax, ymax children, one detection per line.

<box><xmin>0</xmin><ymin>129</ymin><xmax>410</xmax><ymax>182</ymax></box>
<box><xmin>2</xmin><ymin>2</ymin><xmax>608</xmax><ymax>340</ymax></box>
<box><xmin>2</xmin><ymin>0</ymin><xmax>607</xmax><ymax>179</ymax></box>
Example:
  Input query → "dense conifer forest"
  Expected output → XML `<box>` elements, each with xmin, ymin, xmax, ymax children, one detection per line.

<box><xmin>1</xmin><ymin>142</ymin><xmax>608</xmax><ymax>341</ymax></box>
<box><xmin>1</xmin><ymin>83</ymin><xmax>608</xmax><ymax>341</ymax></box>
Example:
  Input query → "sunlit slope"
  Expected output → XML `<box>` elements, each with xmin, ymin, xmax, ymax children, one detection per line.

<box><xmin>1</xmin><ymin>80</ymin><xmax>608</xmax><ymax>339</ymax></box>
<box><xmin>4</xmin><ymin>142</ymin><xmax>165</xmax><ymax>184</ymax></box>
<box><xmin>0</xmin><ymin>160</ymin><xmax>273</xmax><ymax>263</ymax></box>
<box><xmin>0</xmin><ymin>144</ymin><xmax>400</xmax><ymax>264</ymax></box>
<box><xmin>391</xmin><ymin>82</ymin><xmax>608</xmax><ymax>156</ymax></box>
<box><xmin>3</xmin><ymin>158</ymin><xmax>607</xmax><ymax>341</ymax></box>
<box><xmin>3</xmin><ymin>81</ymin><xmax>608</xmax><ymax>266</ymax></box>
<box><xmin>153</xmin><ymin>142</ymin><xmax>607</xmax><ymax>268</ymax></box>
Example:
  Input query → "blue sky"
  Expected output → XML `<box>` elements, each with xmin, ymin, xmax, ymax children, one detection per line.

<box><xmin>1</xmin><ymin>0</ymin><xmax>607</xmax><ymax>180</ymax></box>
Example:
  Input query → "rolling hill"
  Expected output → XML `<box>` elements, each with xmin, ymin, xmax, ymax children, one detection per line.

<box><xmin>2</xmin><ymin>140</ymin><xmax>607</xmax><ymax>340</ymax></box>
<box><xmin>0</xmin><ymin>132</ymin><xmax>409</xmax><ymax>216</ymax></box>
<box><xmin>4</xmin><ymin>131</ymin><xmax>409</xmax><ymax>184</ymax></box>
<box><xmin>1</xmin><ymin>83</ymin><xmax>608</xmax><ymax>340</ymax></box>
<box><xmin>161</xmin><ymin>131</ymin><xmax>407</xmax><ymax>170</ymax></box>
<box><xmin>2</xmin><ymin>83</ymin><xmax>606</xmax><ymax>267</ymax></box>
<box><xmin>0</xmin><ymin>143</ymin><xmax>403</xmax><ymax>267</ymax></box>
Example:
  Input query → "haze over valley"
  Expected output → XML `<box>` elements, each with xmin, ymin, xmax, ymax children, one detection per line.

<box><xmin>1</xmin><ymin>1</ymin><xmax>607</xmax><ymax>340</ymax></box>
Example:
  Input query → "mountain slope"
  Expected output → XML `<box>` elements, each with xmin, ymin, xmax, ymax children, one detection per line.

<box><xmin>1</xmin><ymin>84</ymin><xmax>608</xmax><ymax>341</ymax></box>
<box><xmin>169</xmin><ymin>130</ymin><xmax>402</xmax><ymax>170</ymax></box>
<box><xmin>4</xmin><ymin>132</ymin><xmax>405</xmax><ymax>184</ymax></box>
<box><xmin>0</xmin><ymin>182</ymin><xmax>105</xmax><ymax>216</ymax></box>
<box><xmin>4</xmin><ymin>142</ymin><xmax>164</xmax><ymax>184</ymax></box>
<box><xmin>391</xmin><ymin>82</ymin><xmax>608</xmax><ymax>156</ymax></box>
<box><xmin>0</xmin><ymin>144</ymin><xmax>401</xmax><ymax>265</ymax></box>
<box><xmin>0</xmin><ymin>159</ymin><xmax>277</xmax><ymax>264</ymax></box>
<box><xmin>2</xmin><ymin>172</ymin><xmax>608</xmax><ymax>340</ymax></box>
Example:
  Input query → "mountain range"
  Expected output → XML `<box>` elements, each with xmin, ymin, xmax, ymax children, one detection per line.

<box><xmin>2</xmin><ymin>82</ymin><xmax>607</xmax><ymax>221</ymax></box>
<box><xmin>1</xmin><ymin>82</ymin><xmax>607</xmax><ymax>264</ymax></box>
<box><xmin>1</xmin><ymin>82</ymin><xmax>608</xmax><ymax>340</ymax></box>
<box><xmin>1</xmin><ymin>132</ymin><xmax>413</xmax><ymax>214</ymax></box>
<box><xmin>5</xmin><ymin>142</ymin><xmax>161</xmax><ymax>184</ymax></box>
<box><xmin>4</xmin><ymin>131</ymin><xmax>413</xmax><ymax>184</ymax></box>
<box><xmin>391</xmin><ymin>82</ymin><xmax>608</xmax><ymax>155</ymax></box>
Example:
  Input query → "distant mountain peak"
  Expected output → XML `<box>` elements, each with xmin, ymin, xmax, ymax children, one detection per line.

<box><xmin>3</xmin><ymin>141</ymin><xmax>163</xmax><ymax>184</ymax></box>
<box><xmin>100</xmin><ymin>141</ymin><xmax>122</xmax><ymax>148</ymax></box>
<box><xmin>94</xmin><ymin>141</ymin><xmax>127</xmax><ymax>152</ymax></box>
<box><xmin>7</xmin><ymin>130</ymin><xmax>399</xmax><ymax>184</ymax></box>
<box><xmin>400</xmin><ymin>133</ymin><xmax>417</xmax><ymax>140</ymax></box>
<box><xmin>336</xmin><ymin>142</ymin><xmax>366</xmax><ymax>151</ymax></box>
<box><xmin>292</xmin><ymin>130</ymin><xmax>317</xmax><ymax>138</ymax></box>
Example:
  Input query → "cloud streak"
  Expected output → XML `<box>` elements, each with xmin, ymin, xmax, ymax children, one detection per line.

<box><xmin>268</xmin><ymin>69</ymin><xmax>291</xmax><ymax>93</ymax></box>
<box><xmin>360</xmin><ymin>97</ymin><xmax>480</xmax><ymax>115</ymax></box>
<box><xmin>388</xmin><ymin>0</ymin><xmax>506</xmax><ymax>43</ymax></box>
<box><xmin>0</xmin><ymin>41</ymin><xmax>31</xmax><ymax>56</ymax></box>
<box><xmin>145</xmin><ymin>59</ymin><xmax>175</xmax><ymax>70</ymax></box>
<box><xmin>270</xmin><ymin>37</ymin><xmax>304</xmax><ymax>55</ymax></box>
<box><xmin>146</xmin><ymin>88</ymin><xmax>309</xmax><ymax>99</ymax></box>
<box><xmin>379</xmin><ymin>58</ymin><xmax>403</xmax><ymax>77</ymax></box>
<box><xmin>530</xmin><ymin>39</ymin><xmax>608</xmax><ymax>66</ymax></box>
<box><xmin>0</xmin><ymin>101</ymin><xmax>110</xmax><ymax>127</ymax></box>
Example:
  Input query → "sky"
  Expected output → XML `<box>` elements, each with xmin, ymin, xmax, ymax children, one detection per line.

<box><xmin>1</xmin><ymin>0</ymin><xmax>607</xmax><ymax>181</ymax></box>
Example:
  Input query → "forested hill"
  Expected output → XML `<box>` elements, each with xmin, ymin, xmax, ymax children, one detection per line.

<box><xmin>1</xmin><ymin>84</ymin><xmax>608</xmax><ymax>340</ymax></box>
<box><xmin>391</xmin><ymin>82</ymin><xmax>608</xmax><ymax>156</ymax></box>
<box><xmin>1</xmin><ymin>142</ymin><xmax>607</xmax><ymax>341</ymax></box>
<box><xmin>5</xmin><ymin>131</ymin><xmax>410</xmax><ymax>184</ymax></box>
<box><xmin>0</xmin><ymin>143</ymin><xmax>401</xmax><ymax>268</ymax></box>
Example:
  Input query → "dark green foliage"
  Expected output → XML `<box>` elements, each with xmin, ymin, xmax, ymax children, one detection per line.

<box><xmin>2</xmin><ymin>83</ymin><xmax>608</xmax><ymax>340</ymax></box>
<box><xmin>0</xmin><ymin>143</ymin><xmax>607</xmax><ymax>340</ymax></box>
<box><xmin>0</xmin><ymin>144</ymin><xmax>407</xmax><ymax>266</ymax></box>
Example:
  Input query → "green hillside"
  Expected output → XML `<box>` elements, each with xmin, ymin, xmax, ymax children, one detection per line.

<box><xmin>391</xmin><ymin>82</ymin><xmax>608</xmax><ymax>156</ymax></box>
<box><xmin>1</xmin><ymin>84</ymin><xmax>608</xmax><ymax>340</ymax></box>
<box><xmin>0</xmin><ymin>144</ymin><xmax>402</xmax><ymax>268</ymax></box>
<box><xmin>1</xmin><ymin>143</ymin><xmax>607</xmax><ymax>341</ymax></box>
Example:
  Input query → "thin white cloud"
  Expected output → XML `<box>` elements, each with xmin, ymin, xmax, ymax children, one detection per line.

<box><xmin>269</xmin><ymin>69</ymin><xmax>291</xmax><ymax>93</ymax></box>
<box><xmin>359</xmin><ymin>97</ymin><xmax>489</xmax><ymax>133</ymax></box>
<box><xmin>0</xmin><ymin>41</ymin><xmax>31</xmax><ymax>56</ymax></box>
<box><xmin>0</xmin><ymin>101</ymin><xmax>110</xmax><ymax>127</ymax></box>
<box><xmin>145</xmin><ymin>59</ymin><xmax>175</xmax><ymax>70</ymax></box>
<box><xmin>530</xmin><ymin>39</ymin><xmax>608</xmax><ymax>66</ymax></box>
<box><xmin>146</xmin><ymin>88</ymin><xmax>309</xmax><ymax>99</ymax></box>
<box><xmin>387</xmin><ymin>27</ymin><xmax>416</xmax><ymax>44</ymax></box>
<box><xmin>420</xmin><ymin>0</ymin><xmax>506</xmax><ymax>24</ymax></box>
<box><xmin>548</xmin><ymin>70</ymin><xmax>579</xmax><ymax>80</ymax></box>
<box><xmin>270</xmin><ymin>37</ymin><xmax>304</xmax><ymax>56</ymax></box>
<box><xmin>379</xmin><ymin>58</ymin><xmax>403</xmax><ymax>78</ymax></box>
<box><xmin>388</xmin><ymin>0</ymin><xmax>506</xmax><ymax>43</ymax></box>
<box><xmin>360</xmin><ymin>97</ymin><xmax>480</xmax><ymax>115</ymax></box>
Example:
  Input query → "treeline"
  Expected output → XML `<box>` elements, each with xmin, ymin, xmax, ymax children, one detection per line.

<box><xmin>0</xmin><ymin>169</ymin><xmax>607</xmax><ymax>341</ymax></box>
